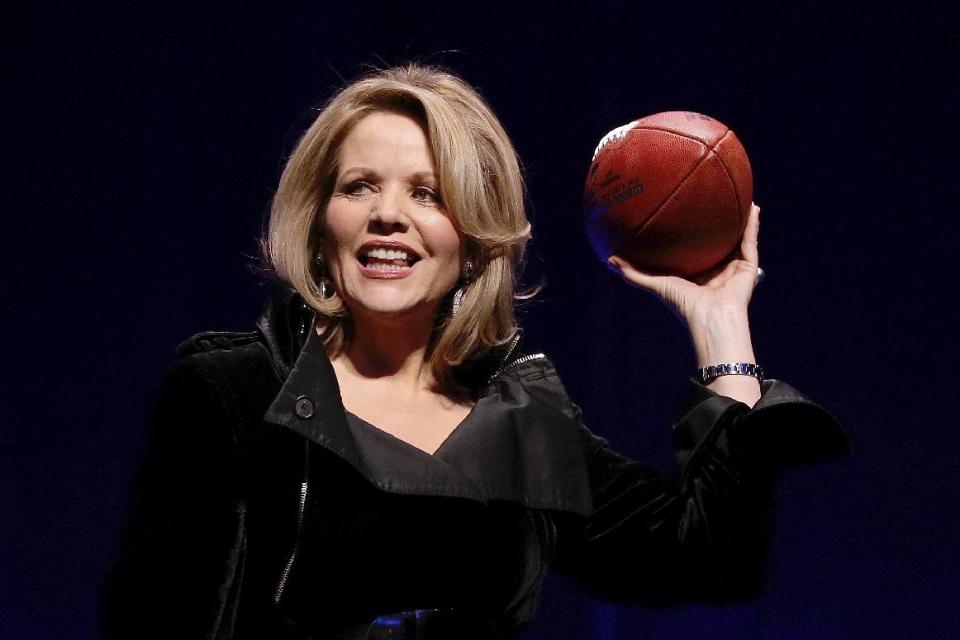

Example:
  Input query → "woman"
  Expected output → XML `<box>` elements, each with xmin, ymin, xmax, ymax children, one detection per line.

<box><xmin>103</xmin><ymin>64</ymin><xmax>847</xmax><ymax>639</ymax></box>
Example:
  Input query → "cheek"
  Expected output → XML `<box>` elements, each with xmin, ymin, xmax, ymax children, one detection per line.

<box><xmin>320</xmin><ymin>206</ymin><xmax>359</xmax><ymax>272</ymax></box>
<box><xmin>422</xmin><ymin>212</ymin><xmax>464</xmax><ymax>263</ymax></box>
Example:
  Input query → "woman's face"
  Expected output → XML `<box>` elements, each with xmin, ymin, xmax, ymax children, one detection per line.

<box><xmin>322</xmin><ymin>110</ymin><xmax>464</xmax><ymax>323</ymax></box>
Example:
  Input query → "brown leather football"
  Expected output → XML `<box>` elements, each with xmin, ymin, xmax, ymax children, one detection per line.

<box><xmin>584</xmin><ymin>111</ymin><xmax>753</xmax><ymax>278</ymax></box>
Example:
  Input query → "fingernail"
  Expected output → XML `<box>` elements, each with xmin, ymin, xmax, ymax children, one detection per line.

<box><xmin>607</xmin><ymin>257</ymin><xmax>620</xmax><ymax>270</ymax></box>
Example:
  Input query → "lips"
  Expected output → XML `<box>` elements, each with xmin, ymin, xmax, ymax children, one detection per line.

<box><xmin>356</xmin><ymin>240</ymin><xmax>421</xmax><ymax>278</ymax></box>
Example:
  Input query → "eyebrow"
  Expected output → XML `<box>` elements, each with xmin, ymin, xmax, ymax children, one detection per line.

<box><xmin>339</xmin><ymin>167</ymin><xmax>438</xmax><ymax>182</ymax></box>
<box><xmin>339</xmin><ymin>167</ymin><xmax>377</xmax><ymax>178</ymax></box>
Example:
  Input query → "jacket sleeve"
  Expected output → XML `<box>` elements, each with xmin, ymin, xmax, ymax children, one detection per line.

<box><xmin>102</xmin><ymin>353</ymin><xmax>247</xmax><ymax>640</ymax></box>
<box><xmin>554</xmin><ymin>378</ymin><xmax>849</xmax><ymax>604</ymax></box>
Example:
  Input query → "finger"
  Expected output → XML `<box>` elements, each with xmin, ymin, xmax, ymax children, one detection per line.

<box><xmin>740</xmin><ymin>203</ymin><xmax>760</xmax><ymax>266</ymax></box>
<box><xmin>608</xmin><ymin>255</ymin><xmax>683</xmax><ymax>297</ymax></box>
<box><xmin>608</xmin><ymin>255</ymin><xmax>661</xmax><ymax>290</ymax></box>
<box><xmin>608</xmin><ymin>256</ymin><xmax>656</xmax><ymax>289</ymax></box>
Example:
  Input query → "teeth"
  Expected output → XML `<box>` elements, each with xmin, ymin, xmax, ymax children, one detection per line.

<box><xmin>366</xmin><ymin>248</ymin><xmax>410</xmax><ymax>261</ymax></box>
<box><xmin>368</xmin><ymin>262</ymin><xmax>405</xmax><ymax>271</ymax></box>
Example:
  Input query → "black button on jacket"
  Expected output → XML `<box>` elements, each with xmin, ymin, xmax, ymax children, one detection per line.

<box><xmin>102</xmin><ymin>288</ymin><xmax>848</xmax><ymax>639</ymax></box>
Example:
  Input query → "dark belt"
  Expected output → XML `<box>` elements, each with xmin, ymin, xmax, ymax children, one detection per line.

<box><xmin>328</xmin><ymin>608</ymin><xmax>502</xmax><ymax>640</ymax></box>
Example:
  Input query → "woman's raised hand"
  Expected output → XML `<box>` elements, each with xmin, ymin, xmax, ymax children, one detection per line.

<box><xmin>609</xmin><ymin>203</ymin><xmax>763</xmax><ymax>406</ymax></box>
<box><xmin>607</xmin><ymin>203</ymin><xmax>762</xmax><ymax>328</ymax></box>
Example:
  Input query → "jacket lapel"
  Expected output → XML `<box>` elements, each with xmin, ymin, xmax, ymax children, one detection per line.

<box><xmin>262</xmin><ymin>323</ymin><xmax>363</xmax><ymax>471</ymax></box>
<box><xmin>256</xmin><ymin>286</ymin><xmax>592</xmax><ymax>516</ymax></box>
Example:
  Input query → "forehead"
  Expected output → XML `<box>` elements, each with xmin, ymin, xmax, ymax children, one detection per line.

<box><xmin>337</xmin><ymin>110</ymin><xmax>437</xmax><ymax>172</ymax></box>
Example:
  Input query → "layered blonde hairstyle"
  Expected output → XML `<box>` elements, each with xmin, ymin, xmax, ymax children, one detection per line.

<box><xmin>264</xmin><ymin>64</ymin><xmax>531</xmax><ymax>387</ymax></box>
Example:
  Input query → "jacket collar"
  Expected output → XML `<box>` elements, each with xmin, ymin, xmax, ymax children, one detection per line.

<box><xmin>255</xmin><ymin>284</ymin><xmax>315</xmax><ymax>379</ymax></box>
<box><xmin>257</xmin><ymin>285</ymin><xmax>593</xmax><ymax>516</ymax></box>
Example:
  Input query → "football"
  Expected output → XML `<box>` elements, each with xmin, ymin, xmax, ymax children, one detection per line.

<box><xmin>584</xmin><ymin>111</ymin><xmax>753</xmax><ymax>277</ymax></box>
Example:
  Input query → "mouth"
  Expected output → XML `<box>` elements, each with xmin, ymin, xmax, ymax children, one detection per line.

<box><xmin>356</xmin><ymin>241</ymin><xmax>422</xmax><ymax>275</ymax></box>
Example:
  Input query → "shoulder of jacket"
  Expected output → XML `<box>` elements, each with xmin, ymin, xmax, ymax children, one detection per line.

<box><xmin>172</xmin><ymin>330</ymin><xmax>280</xmax><ymax>390</ymax></box>
<box><xmin>163</xmin><ymin>331</ymin><xmax>283</xmax><ymax>439</ymax></box>
<box><xmin>495</xmin><ymin>351</ymin><xmax>556</xmax><ymax>382</ymax></box>
<box><xmin>175</xmin><ymin>330</ymin><xmax>262</xmax><ymax>357</ymax></box>
<box><xmin>492</xmin><ymin>352</ymin><xmax>581</xmax><ymax>419</ymax></box>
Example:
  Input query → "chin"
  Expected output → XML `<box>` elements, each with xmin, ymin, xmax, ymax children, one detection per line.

<box><xmin>345</xmin><ymin>291</ymin><xmax>442</xmax><ymax>321</ymax></box>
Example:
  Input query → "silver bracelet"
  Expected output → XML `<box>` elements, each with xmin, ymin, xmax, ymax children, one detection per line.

<box><xmin>698</xmin><ymin>362</ymin><xmax>764</xmax><ymax>384</ymax></box>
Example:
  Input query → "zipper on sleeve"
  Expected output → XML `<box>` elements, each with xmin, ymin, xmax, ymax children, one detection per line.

<box><xmin>499</xmin><ymin>352</ymin><xmax>547</xmax><ymax>374</ymax></box>
<box><xmin>486</xmin><ymin>332</ymin><xmax>547</xmax><ymax>385</ymax></box>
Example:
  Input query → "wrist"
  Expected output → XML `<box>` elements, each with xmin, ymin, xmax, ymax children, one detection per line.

<box><xmin>689</xmin><ymin>305</ymin><xmax>755</xmax><ymax>367</ymax></box>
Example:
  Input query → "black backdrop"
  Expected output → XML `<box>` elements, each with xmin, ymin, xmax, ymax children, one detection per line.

<box><xmin>9</xmin><ymin>2</ymin><xmax>959</xmax><ymax>638</ymax></box>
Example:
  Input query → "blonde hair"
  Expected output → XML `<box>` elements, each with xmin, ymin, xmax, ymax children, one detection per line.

<box><xmin>264</xmin><ymin>64</ymin><xmax>531</xmax><ymax>388</ymax></box>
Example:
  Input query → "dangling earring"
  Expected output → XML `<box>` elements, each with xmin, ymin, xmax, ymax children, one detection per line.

<box><xmin>314</xmin><ymin>253</ymin><xmax>335</xmax><ymax>301</ymax></box>
<box><xmin>452</xmin><ymin>260</ymin><xmax>474</xmax><ymax>316</ymax></box>
<box><xmin>318</xmin><ymin>279</ymin><xmax>334</xmax><ymax>300</ymax></box>
<box><xmin>452</xmin><ymin>288</ymin><xmax>466</xmax><ymax>315</ymax></box>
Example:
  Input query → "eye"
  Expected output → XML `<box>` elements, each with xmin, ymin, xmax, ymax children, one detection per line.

<box><xmin>342</xmin><ymin>180</ymin><xmax>376</xmax><ymax>197</ymax></box>
<box><xmin>411</xmin><ymin>185</ymin><xmax>442</xmax><ymax>206</ymax></box>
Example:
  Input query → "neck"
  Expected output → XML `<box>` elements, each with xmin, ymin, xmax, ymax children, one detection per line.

<box><xmin>336</xmin><ymin>308</ymin><xmax>439</xmax><ymax>392</ymax></box>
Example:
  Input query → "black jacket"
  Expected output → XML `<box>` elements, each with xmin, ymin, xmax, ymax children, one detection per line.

<box><xmin>102</xmin><ymin>288</ymin><xmax>848</xmax><ymax>639</ymax></box>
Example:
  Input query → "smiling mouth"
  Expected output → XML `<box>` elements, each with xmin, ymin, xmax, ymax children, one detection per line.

<box><xmin>356</xmin><ymin>243</ymin><xmax>422</xmax><ymax>271</ymax></box>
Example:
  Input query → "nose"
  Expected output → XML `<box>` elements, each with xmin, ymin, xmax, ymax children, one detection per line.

<box><xmin>368</xmin><ymin>184</ymin><xmax>409</xmax><ymax>232</ymax></box>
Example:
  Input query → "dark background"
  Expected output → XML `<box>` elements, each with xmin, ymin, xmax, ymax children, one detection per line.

<box><xmin>8</xmin><ymin>2</ymin><xmax>959</xmax><ymax>638</ymax></box>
